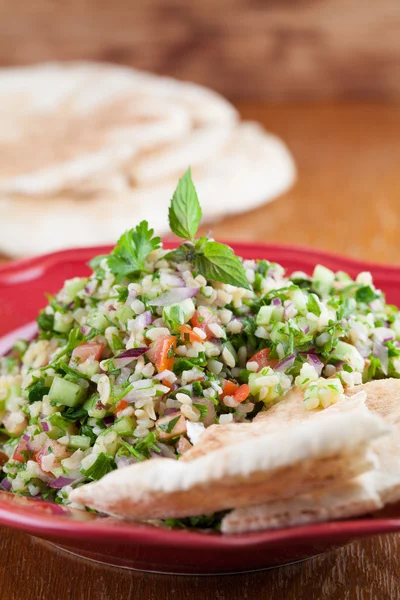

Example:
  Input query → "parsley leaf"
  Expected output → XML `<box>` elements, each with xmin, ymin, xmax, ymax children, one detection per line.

<box><xmin>80</xmin><ymin>453</ymin><xmax>115</xmax><ymax>481</ymax></box>
<box><xmin>107</xmin><ymin>221</ymin><xmax>161</xmax><ymax>279</ymax></box>
<box><xmin>37</xmin><ymin>312</ymin><xmax>54</xmax><ymax>332</ymax></box>
<box><xmin>193</xmin><ymin>403</ymin><xmax>208</xmax><ymax>419</ymax></box>
<box><xmin>168</xmin><ymin>168</ymin><xmax>202</xmax><ymax>240</ymax></box>
<box><xmin>194</xmin><ymin>241</ymin><xmax>251</xmax><ymax>290</ymax></box>
<box><xmin>356</xmin><ymin>285</ymin><xmax>378</xmax><ymax>303</ymax></box>
<box><xmin>27</xmin><ymin>378</ymin><xmax>50</xmax><ymax>403</ymax></box>
<box><xmin>307</xmin><ymin>293</ymin><xmax>321</xmax><ymax>316</ymax></box>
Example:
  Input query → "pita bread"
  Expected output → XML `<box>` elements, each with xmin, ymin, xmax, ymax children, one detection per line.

<box><xmin>222</xmin><ymin>379</ymin><xmax>400</xmax><ymax>533</ymax></box>
<box><xmin>0</xmin><ymin>62</ymin><xmax>295</xmax><ymax>257</ymax></box>
<box><xmin>69</xmin><ymin>397</ymin><xmax>387</xmax><ymax>519</ymax></box>
<box><xmin>221</xmin><ymin>473</ymin><xmax>383</xmax><ymax>534</ymax></box>
<box><xmin>0</xmin><ymin>122</ymin><xmax>296</xmax><ymax>256</ymax></box>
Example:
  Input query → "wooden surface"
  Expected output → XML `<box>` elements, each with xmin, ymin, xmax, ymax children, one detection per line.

<box><xmin>1</xmin><ymin>527</ymin><xmax>400</xmax><ymax>600</ymax></box>
<box><xmin>205</xmin><ymin>103</ymin><xmax>400</xmax><ymax>265</ymax></box>
<box><xmin>1</xmin><ymin>102</ymin><xmax>400</xmax><ymax>598</ymax></box>
<box><xmin>0</xmin><ymin>0</ymin><xmax>399</xmax><ymax>100</ymax></box>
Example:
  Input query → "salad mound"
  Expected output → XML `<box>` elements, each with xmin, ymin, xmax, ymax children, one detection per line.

<box><xmin>0</xmin><ymin>169</ymin><xmax>399</xmax><ymax>517</ymax></box>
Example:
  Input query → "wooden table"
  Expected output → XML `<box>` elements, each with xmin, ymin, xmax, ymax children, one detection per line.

<box><xmin>1</xmin><ymin>102</ymin><xmax>400</xmax><ymax>599</ymax></box>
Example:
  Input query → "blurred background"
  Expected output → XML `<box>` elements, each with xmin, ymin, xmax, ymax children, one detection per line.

<box><xmin>0</xmin><ymin>0</ymin><xmax>399</xmax><ymax>262</ymax></box>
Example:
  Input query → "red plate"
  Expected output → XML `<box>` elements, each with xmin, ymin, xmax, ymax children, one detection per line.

<box><xmin>1</xmin><ymin>242</ymin><xmax>400</xmax><ymax>574</ymax></box>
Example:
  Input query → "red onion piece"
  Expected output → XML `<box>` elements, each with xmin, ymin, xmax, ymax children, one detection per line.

<box><xmin>80</xmin><ymin>325</ymin><xmax>92</xmax><ymax>336</ymax></box>
<box><xmin>40</xmin><ymin>421</ymin><xmax>50</xmax><ymax>433</ymax></box>
<box><xmin>164</xmin><ymin>408</ymin><xmax>180</xmax><ymax>416</ymax></box>
<box><xmin>50</xmin><ymin>476</ymin><xmax>75</xmax><ymax>489</ymax></box>
<box><xmin>84</xmin><ymin>280</ymin><xmax>98</xmax><ymax>295</ymax></box>
<box><xmin>127</xmin><ymin>288</ymin><xmax>138</xmax><ymax>303</ymax></box>
<box><xmin>115</xmin><ymin>455</ymin><xmax>138</xmax><ymax>469</ymax></box>
<box><xmin>373</xmin><ymin>341</ymin><xmax>389</xmax><ymax>375</ymax></box>
<box><xmin>103</xmin><ymin>416</ymin><xmax>115</xmax><ymax>428</ymax></box>
<box><xmin>307</xmin><ymin>353</ymin><xmax>324</xmax><ymax>376</ymax></box>
<box><xmin>0</xmin><ymin>478</ymin><xmax>12</xmax><ymax>492</ymax></box>
<box><xmin>116</xmin><ymin>347</ymin><xmax>148</xmax><ymax>360</ymax></box>
<box><xmin>114</xmin><ymin>346</ymin><xmax>148</xmax><ymax>369</ymax></box>
<box><xmin>272</xmin><ymin>298</ymin><xmax>282</xmax><ymax>307</ymax></box>
<box><xmin>155</xmin><ymin>442</ymin><xmax>177</xmax><ymax>459</ymax></box>
<box><xmin>275</xmin><ymin>354</ymin><xmax>296</xmax><ymax>372</ymax></box>
<box><xmin>160</xmin><ymin>272</ymin><xmax>185</xmax><ymax>288</ymax></box>
<box><xmin>22</xmin><ymin>433</ymin><xmax>31</xmax><ymax>442</ymax></box>
<box><xmin>150</xmin><ymin>450</ymin><xmax>165</xmax><ymax>459</ymax></box>
<box><xmin>284</xmin><ymin>302</ymin><xmax>297</xmax><ymax>320</ymax></box>
<box><xmin>134</xmin><ymin>311</ymin><xmax>153</xmax><ymax>330</ymax></box>
<box><xmin>148</xmin><ymin>288</ymin><xmax>199</xmax><ymax>307</ymax></box>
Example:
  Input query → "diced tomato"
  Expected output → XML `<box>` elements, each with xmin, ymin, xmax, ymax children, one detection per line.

<box><xmin>234</xmin><ymin>384</ymin><xmax>250</xmax><ymax>403</ymax></box>
<box><xmin>162</xmin><ymin>380</ymin><xmax>173</xmax><ymax>390</ymax></box>
<box><xmin>249</xmin><ymin>348</ymin><xmax>278</xmax><ymax>370</ymax></box>
<box><xmin>12</xmin><ymin>440</ymin><xmax>30</xmax><ymax>463</ymax></box>
<box><xmin>151</xmin><ymin>335</ymin><xmax>177</xmax><ymax>373</ymax></box>
<box><xmin>156</xmin><ymin>413</ymin><xmax>187</xmax><ymax>441</ymax></box>
<box><xmin>178</xmin><ymin>324</ymin><xmax>204</xmax><ymax>343</ymax></box>
<box><xmin>35</xmin><ymin>440</ymin><xmax>71</xmax><ymax>474</ymax></box>
<box><xmin>220</xmin><ymin>380</ymin><xmax>239</xmax><ymax>398</ymax></box>
<box><xmin>114</xmin><ymin>399</ymin><xmax>129</xmax><ymax>416</ymax></box>
<box><xmin>71</xmin><ymin>342</ymin><xmax>104</xmax><ymax>363</ymax></box>
<box><xmin>190</xmin><ymin>309</ymin><xmax>218</xmax><ymax>340</ymax></box>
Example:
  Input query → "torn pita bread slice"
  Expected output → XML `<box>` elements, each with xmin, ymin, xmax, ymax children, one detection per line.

<box><xmin>221</xmin><ymin>472</ymin><xmax>383</xmax><ymax>534</ymax></box>
<box><xmin>181</xmin><ymin>390</ymin><xmax>365</xmax><ymax>462</ymax></box>
<box><xmin>0</xmin><ymin>61</ymin><xmax>237</xmax><ymax>196</ymax></box>
<box><xmin>69</xmin><ymin>399</ymin><xmax>387</xmax><ymax>520</ymax></box>
<box><xmin>130</xmin><ymin>124</ymin><xmax>235</xmax><ymax>186</ymax></box>
<box><xmin>0</xmin><ymin>121</ymin><xmax>295</xmax><ymax>257</ymax></box>
<box><xmin>222</xmin><ymin>379</ymin><xmax>400</xmax><ymax>533</ymax></box>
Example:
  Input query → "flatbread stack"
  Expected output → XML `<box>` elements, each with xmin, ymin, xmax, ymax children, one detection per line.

<box><xmin>70</xmin><ymin>380</ymin><xmax>400</xmax><ymax>532</ymax></box>
<box><xmin>0</xmin><ymin>62</ymin><xmax>296</xmax><ymax>257</ymax></box>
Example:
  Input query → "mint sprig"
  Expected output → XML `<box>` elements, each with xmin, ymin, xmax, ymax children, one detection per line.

<box><xmin>166</xmin><ymin>169</ymin><xmax>251</xmax><ymax>290</ymax></box>
<box><xmin>168</xmin><ymin>168</ymin><xmax>202</xmax><ymax>240</ymax></box>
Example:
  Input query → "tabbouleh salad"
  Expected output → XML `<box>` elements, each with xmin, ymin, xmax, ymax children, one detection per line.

<box><xmin>0</xmin><ymin>169</ymin><xmax>399</xmax><ymax>524</ymax></box>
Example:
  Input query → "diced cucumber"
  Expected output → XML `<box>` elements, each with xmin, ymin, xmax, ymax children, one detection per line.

<box><xmin>46</xmin><ymin>412</ymin><xmax>69</xmax><ymax>439</ymax></box>
<box><xmin>77</xmin><ymin>360</ymin><xmax>100</xmax><ymax>379</ymax></box>
<box><xmin>53</xmin><ymin>312</ymin><xmax>74</xmax><ymax>334</ymax></box>
<box><xmin>86</xmin><ymin>310</ymin><xmax>109</xmax><ymax>332</ymax></box>
<box><xmin>330</xmin><ymin>341</ymin><xmax>364</xmax><ymax>372</ymax></box>
<box><xmin>256</xmin><ymin>306</ymin><xmax>274</xmax><ymax>326</ymax></box>
<box><xmin>64</xmin><ymin>277</ymin><xmax>87</xmax><ymax>301</ymax></box>
<box><xmin>112</xmin><ymin>416</ymin><xmax>135</xmax><ymax>436</ymax></box>
<box><xmin>68</xmin><ymin>435</ymin><xmax>92</xmax><ymax>451</ymax></box>
<box><xmin>83</xmin><ymin>395</ymin><xmax>107</xmax><ymax>419</ymax></box>
<box><xmin>49</xmin><ymin>376</ymin><xmax>87</xmax><ymax>408</ymax></box>
<box><xmin>312</xmin><ymin>265</ymin><xmax>335</xmax><ymax>298</ymax></box>
<box><xmin>115</xmin><ymin>305</ymin><xmax>134</xmax><ymax>325</ymax></box>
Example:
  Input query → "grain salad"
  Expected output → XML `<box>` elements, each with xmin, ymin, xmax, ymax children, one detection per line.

<box><xmin>0</xmin><ymin>169</ymin><xmax>399</xmax><ymax>524</ymax></box>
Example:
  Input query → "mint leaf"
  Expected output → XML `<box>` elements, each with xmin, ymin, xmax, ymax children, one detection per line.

<box><xmin>108</xmin><ymin>221</ymin><xmax>161</xmax><ymax>279</ymax></box>
<box><xmin>168</xmin><ymin>168</ymin><xmax>202</xmax><ymax>240</ymax></box>
<box><xmin>193</xmin><ymin>241</ymin><xmax>250</xmax><ymax>290</ymax></box>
